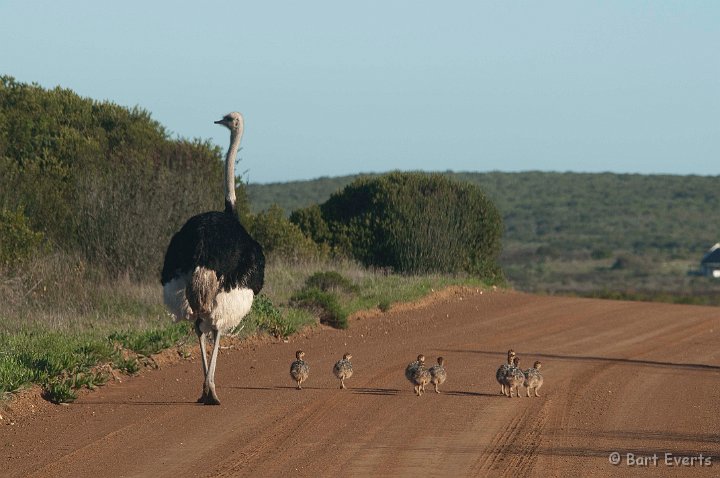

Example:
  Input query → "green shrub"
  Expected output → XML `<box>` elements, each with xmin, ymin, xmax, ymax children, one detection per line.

<box><xmin>0</xmin><ymin>207</ymin><xmax>45</xmax><ymax>266</ymax></box>
<box><xmin>378</xmin><ymin>300</ymin><xmax>392</xmax><ymax>312</ymax></box>
<box><xmin>243</xmin><ymin>294</ymin><xmax>296</xmax><ymax>338</ymax></box>
<box><xmin>291</xmin><ymin>172</ymin><xmax>503</xmax><ymax>279</ymax></box>
<box><xmin>289</xmin><ymin>204</ymin><xmax>333</xmax><ymax>246</ymax></box>
<box><xmin>247</xmin><ymin>205</ymin><xmax>324</xmax><ymax>262</ymax></box>
<box><xmin>113</xmin><ymin>355</ymin><xmax>140</xmax><ymax>375</ymax></box>
<box><xmin>74</xmin><ymin>371</ymin><xmax>109</xmax><ymax>390</ymax></box>
<box><xmin>290</xmin><ymin>288</ymin><xmax>347</xmax><ymax>329</ymax></box>
<box><xmin>304</xmin><ymin>271</ymin><xmax>356</xmax><ymax>292</ymax></box>
<box><xmin>42</xmin><ymin>379</ymin><xmax>78</xmax><ymax>404</ymax></box>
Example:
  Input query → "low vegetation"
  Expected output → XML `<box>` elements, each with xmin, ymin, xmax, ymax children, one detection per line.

<box><xmin>291</xmin><ymin>287</ymin><xmax>347</xmax><ymax>329</ymax></box>
<box><xmin>0</xmin><ymin>258</ymin><xmax>489</xmax><ymax>403</ymax></box>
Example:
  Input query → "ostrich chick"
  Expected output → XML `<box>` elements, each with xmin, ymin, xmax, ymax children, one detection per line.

<box><xmin>505</xmin><ymin>356</ymin><xmax>525</xmax><ymax>398</ymax></box>
<box><xmin>406</xmin><ymin>354</ymin><xmax>430</xmax><ymax>397</ymax></box>
<box><xmin>290</xmin><ymin>350</ymin><xmax>310</xmax><ymax>390</ymax></box>
<box><xmin>405</xmin><ymin>354</ymin><xmax>425</xmax><ymax>383</ymax></box>
<box><xmin>428</xmin><ymin>357</ymin><xmax>447</xmax><ymax>394</ymax></box>
<box><xmin>333</xmin><ymin>353</ymin><xmax>354</xmax><ymax>389</ymax></box>
<box><xmin>523</xmin><ymin>361</ymin><xmax>544</xmax><ymax>397</ymax></box>
<box><xmin>495</xmin><ymin>349</ymin><xmax>516</xmax><ymax>396</ymax></box>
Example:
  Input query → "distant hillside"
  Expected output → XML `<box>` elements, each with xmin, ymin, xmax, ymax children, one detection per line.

<box><xmin>249</xmin><ymin>171</ymin><xmax>720</xmax><ymax>297</ymax></box>
<box><xmin>248</xmin><ymin>171</ymin><xmax>720</xmax><ymax>256</ymax></box>
<box><xmin>247</xmin><ymin>174</ymin><xmax>378</xmax><ymax>213</ymax></box>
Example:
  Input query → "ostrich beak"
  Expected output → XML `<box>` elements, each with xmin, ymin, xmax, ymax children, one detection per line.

<box><xmin>214</xmin><ymin>119</ymin><xmax>224</xmax><ymax>125</ymax></box>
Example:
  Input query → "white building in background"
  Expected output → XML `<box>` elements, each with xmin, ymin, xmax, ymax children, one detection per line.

<box><xmin>700</xmin><ymin>243</ymin><xmax>720</xmax><ymax>278</ymax></box>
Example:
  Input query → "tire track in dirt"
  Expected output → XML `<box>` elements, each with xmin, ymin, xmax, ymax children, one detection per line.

<box><xmin>534</xmin><ymin>302</ymin><xmax>720</xmax><ymax>477</ymax></box>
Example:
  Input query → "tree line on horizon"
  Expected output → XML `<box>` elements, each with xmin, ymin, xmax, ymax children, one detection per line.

<box><xmin>248</xmin><ymin>170</ymin><xmax>720</xmax><ymax>261</ymax></box>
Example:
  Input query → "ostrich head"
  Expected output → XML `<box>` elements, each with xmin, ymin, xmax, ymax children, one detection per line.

<box><xmin>295</xmin><ymin>350</ymin><xmax>305</xmax><ymax>360</ymax></box>
<box><xmin>507</xmin><ymin>349</ymin><xmax>516</xmax><ymax>358</ymax></box>
<box><xmin>343</xmin><ymin>353</ymin><xmax>352</xmax><ymax>360</ymax></box>
<box><xmin>437</xmin><ymin>356</ymin><xmax>445</xmax><ymax>366</ymax></box>
<box><xmin>214</xmin><ymin>112</ymin><xmax>244</xmax><ymax>132</ymax></box>
<box><xmin>416</xmin><ymin>354</ymin><xmax>425</xmax><ymax>363</ymax></box>
<box><xmin>534</xmin><ymin>361</ymin><xmax>542</xmax><ymax>369</ymax></box>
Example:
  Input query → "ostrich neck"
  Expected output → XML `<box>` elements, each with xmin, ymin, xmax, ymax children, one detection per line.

<box><xmin>224</xmin><ymin>128</ymin><xmax>242</xmax><ymax>213</ymax></box>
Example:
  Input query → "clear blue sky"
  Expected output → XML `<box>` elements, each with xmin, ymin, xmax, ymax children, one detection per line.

<box><xmin>1</xmin><ymin>1</ymin><xmax>718</xmax><ymax>183</ymax></box>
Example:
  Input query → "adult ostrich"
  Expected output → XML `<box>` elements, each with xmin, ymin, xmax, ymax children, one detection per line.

<box><xmin>161</xmin><ymin>112</ymin><xmax>264</xmax><ymax>405</ymax></box>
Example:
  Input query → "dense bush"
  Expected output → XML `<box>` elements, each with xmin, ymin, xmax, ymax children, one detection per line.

<box><xmin>290</xmin><ymin>287</ymin><xmax>347</xmax><ymax>329</ymax></box>
<box><xmin>285</xmin><ymin>271</ymin><xmax>357</xmax><ymax>329</ymax></box>
<box><xmin>289</xmin><ymin>204</ymin><xmax>334</xmax><ymax>250</ymax></box>
<box><xmin>304</xmin><ymin>270</ymin><xmax>357</xmax><ymax>292</ymax></box>
<box><xmin>291</xmin><ymin>172</ymin><xmax>503</xmax><ymax>279</ymax></box>
<box><xmin>0</xmin><ymin>207</ymin><xmax>45</xmax><ymax>266</ymax></box>
<box><xmin>246</xmin><ymin>205</ymin><xmax>326</xmax><ymax>262</ymax></box>
<box><xmin>0</xmin><ymin>76</ymin><xmax>239</xmax><ymax>279</ymax></box>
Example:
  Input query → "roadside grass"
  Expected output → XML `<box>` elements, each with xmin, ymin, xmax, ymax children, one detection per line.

<box><xmin>234</xmin><ymin>294</ymin><xmax>316</xmax><ymax>339</ymax></box>
<box><xmin>109</xmin><ymin>322</ymin><xmax>191</xmax><ymax>357</ymax></box>
<box><xmin>347</xmin><ymin>274</ymin><xmax>487</xmax><ymax>313</ymax></box>
<box><xmin>0</xmin><ymin>323</ymin><xmax>193</xmax><ymax>402</ymax></box>
<box><xmin>0</xmin><ymin>257</ymin><xmax>492</xmax><ymax>403</ymax></box>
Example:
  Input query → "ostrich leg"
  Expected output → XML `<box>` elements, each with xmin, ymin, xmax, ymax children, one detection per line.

<box><xmin>204</xmin><ymin>329</ymin><xmax>222</xmax><ymax>405</ymax></box>
<box><xmin>195</xmin><ymin>320</ymin><xmax>210</xmax><ymax>403</ymax></box>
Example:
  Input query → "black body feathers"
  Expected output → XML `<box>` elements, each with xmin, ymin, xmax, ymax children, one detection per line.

<box><xmin>161</xmin><ymin>210</ymin><xmax>265</xmax><ymax>295</ymax></box>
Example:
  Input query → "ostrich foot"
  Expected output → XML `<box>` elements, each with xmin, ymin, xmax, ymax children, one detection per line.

<box><xmin>204</xmin><ymin>396</ymin><xmax>221</xmax><ymax>406</ymax></box>
<box><xmin>202</xmin><ymin>386</ymin><xmax>221</xmax><ymax>405</ymax></box>
<box><xmin>197</xmin><ymin>391</ymin><xmax>221</xmax><ymax>405</ymax></box>
<box><xmin>197</xmin><ymin>384</ymin><xmax>210</xmax><ymax>403</ymax></box>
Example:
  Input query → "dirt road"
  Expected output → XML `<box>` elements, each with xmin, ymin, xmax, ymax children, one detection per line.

<box><xmin>3</xmin><ymin>289</ymin><xmax>719</xmax><ymax>477</ymax></box>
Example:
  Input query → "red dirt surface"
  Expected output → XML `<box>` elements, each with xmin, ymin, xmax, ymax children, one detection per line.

<box><xmin>2</xmin><ymin>289</ymin><xmax>719</xmax><ymax>477</ymax></box>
